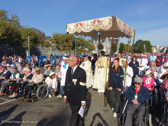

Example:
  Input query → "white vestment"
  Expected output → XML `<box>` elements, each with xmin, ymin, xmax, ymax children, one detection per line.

<box><xmin>60</xmin><ymin>63</ymin><xmax>68</xmax><ymax>86</ymax></box>
<box><xmin>123</xmin><ymin>66</ymin><xmax>133</xmax><ymax>91</ymax></box>
<box><xmin>80</xmin><ymin>60</ymin><xmax>93</xmax><ymax>88</ymax></box>
<box><xmin>93</xmin><ymin>56</ymin><xmax>109</xmax><ymax>93</ymax></box>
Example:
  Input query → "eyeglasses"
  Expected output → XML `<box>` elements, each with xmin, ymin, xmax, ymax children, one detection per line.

<box><xmin>134</xmin><ymin>83</ymin><xmax>141</xmax><ymax>85</ymax></box>
<box><xmin>68</xmin><ymin>60</ymin><xmax>76</xmax><ymax>62</ymax></box>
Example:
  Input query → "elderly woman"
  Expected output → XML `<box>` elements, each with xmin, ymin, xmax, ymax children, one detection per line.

<box><xmin>9</xmin><ymin>68</ymin><xmax>33</xmax><ymax>98</ymax></box>
<box><xmin>23</xmin><ymin>67</ymin><xmax>43</xmax><ymax>101</ymax></box>
<box><xmin>142</xmin><ymin>70</ymin><xmax>155</xmax><ymax>91</ymax></box>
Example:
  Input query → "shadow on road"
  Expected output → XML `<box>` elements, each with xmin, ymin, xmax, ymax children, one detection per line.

<box><xmin>85</xmin><ymin>91</ymin><xmax>92</xmax><ymax>116</ymax></box>
<box><xmin>36</xmin><ymin>118</ymin><xmax>47</xmax><ymax>126</ymax></box>
<box><xmin>39</xmin><ymin>104</ymin><xmax>70</xmax><ymax>126</ymax></box>
<box><xmin>90</xmin><ymin>113</ymin><xmax>109</xmax><ymax>126</ymax></box>
<box><xmin>1</xmin><ymin>111</ymin><xmax>26</xmax><ymax>126</ymax></box>
<box><xmin>0</xmin><ymin>104</ymin><xmax>19</xmax><ymax>123</ymax></box>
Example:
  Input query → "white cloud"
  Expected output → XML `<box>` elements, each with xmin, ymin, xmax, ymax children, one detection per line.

<box><xmin>135</xmin><ymin>27</ymin><xmax>168</xmax><ymax>46</ymax></box>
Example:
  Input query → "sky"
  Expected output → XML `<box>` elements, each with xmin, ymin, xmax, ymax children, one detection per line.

<box><xmin>0</xmin><ymin>0</ymin><xmax>168</xmax><ymax>46</ymax></box>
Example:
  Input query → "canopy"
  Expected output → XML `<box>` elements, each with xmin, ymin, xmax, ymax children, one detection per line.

<box><xmin>67</xmin><ymin>16</ymin><xmax>135</xmax><ymax>38</ymax></box>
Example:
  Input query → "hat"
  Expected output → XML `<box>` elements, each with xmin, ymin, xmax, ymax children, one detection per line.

<box><xmin>35</xmin><ymin>67</ymin><xmax>40</xmax><ymax>71</ymax></box>
<box><xmin>12</xmin><ymin>65</ymin><xmax>17</xmax><ymax>69</ymax></box>
<box><xmin>92</xmin><ymin>51</ymin><xmax>97</xmax><ymax>54</ymax></box>
<box><xmin>23</xmin><ymin>68</ymin><xmax>30</xmax><ymax>72</ymax></box>
<box><xmin>159</xmin><ymin>72</ymin><xmax>164</xmax><ymax>78</ymax></box>
<box><xmin>134</xmin><ymin>77</ymin><xmax>143</xmax><ymax>84</ymax></box>
<box><xmin>122</xmin><ymin>58</ymin><xmax>127</xmax><ymax>61</ymax></box>
<box><xmin>145</xmin><ymin>70</ymin><xmax>152</xmax><ymax>76</ymax></box>
<box><xmin>49</xmin><ymin>72</ymin><xmax>55</xmax><ymax>77</ymax></box>
<box><xmin>163</xmin><ymin>62</ymin><xmax>168</xmax><ymax>67</ymax></box>
<box><xmin>101</xmin><ymin>48</ymin><xmax>106</xmax><ymax>53</ymax></box>
<box><xmin>62</xmin><ymin>57</ymin><xmax>68</xmax><ymax>60</ymax></box>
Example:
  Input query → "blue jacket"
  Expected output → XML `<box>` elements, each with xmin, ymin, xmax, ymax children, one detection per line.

<box><xmin>109</xmin><ymin>66</ymin><xmax>124</xmax><ymax>90</ymax></box>
<box><xmin>1</xmin><ymin>70</ymin><xmax>11</xmax><ymax>80</ymax></box>
<box><xmin>124</xmin><ymin>85</ymin><xmax>151</xmax><ymax>106</ymax></box>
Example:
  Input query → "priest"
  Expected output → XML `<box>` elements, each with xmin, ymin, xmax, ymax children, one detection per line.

<box><xmin>93</xmin><ymin>49</ymin><xmax>109</xmax><ymax>94</ymax></box>
<box><xmin>80</xmin><ymin>56</ymin><xmax>93</xmax><ymax>89</ymax></box>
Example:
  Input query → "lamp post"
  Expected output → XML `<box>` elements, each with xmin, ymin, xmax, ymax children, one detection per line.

<box><xmin>27</xmin><ymin>34</ymin><xmax>30</xmax><ymax>56</ymax></box>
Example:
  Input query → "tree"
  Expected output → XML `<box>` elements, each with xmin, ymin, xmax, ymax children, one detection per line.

<box><xmin>0</xmin><ymin>9</ymin><xmax>46</xmax><ymax>56</ymax></box>
<box><xmin>134</xmin><ymin>40</ymin><xmax>152</xmax><ymax>53</ymax></box>
<box><xmin>119</xmin><ymin>43</ymin><xmax>125</xmax><ymax>53</ymax></box>
<box><xmin>51</xmin><ymin>33</ymin><xmax>95</xmax><ymax>54</ymax></box>
<box><xmin>44</xmin><ymin>40</ymin><xmax>51</xmax><ymax>47</ymax></box>
<box><xmin>20</xmin><ymin>27</ymin><xmax>41</xmax><ymax>49</ymax></box>
<box><xmin>10</xmin><ymin>14</ymin><xmax>20</xmax><ymax>27</ymax></box>
<box><xmin>112</xmin><ymin>42</ymin><xmax>117</xmax><ymax>53</ymax></box>
<box><xmin>86</xmin><ymin>40</ymin><xmax>95</xmax><ymax>53</ymax></box>
<box><xmin>0</xmin><ymin>10</ymin><xmax>8</xmax><ymax>21</ymax></box>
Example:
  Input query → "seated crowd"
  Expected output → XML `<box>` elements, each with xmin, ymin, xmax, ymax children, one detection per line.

<box><xmin>0</xmin><ymin>61</ymin><xmax>63</xmax><ymax>102</ymax></box>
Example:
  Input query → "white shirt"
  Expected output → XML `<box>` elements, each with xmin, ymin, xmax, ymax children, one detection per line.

<box><xmin>52</xmin><ymin>78</ymin><xmax>57</xmax><ymax>89</ymax></box>
<box><xmin>138</xmin><ymin>58</ymin><xmax>148</xmax><ymax>71</ymax></box>
<box><xmin>123</xmin><ymin>66</ymin><xmax>133</xmax><ymax>91</ymax></box>
<box><xmin>45</xmin><ymin>77</ymin><xmax>53</xmax><ymax>86</ymax></box>
<box><xmin>60</xmin><ymin>62</ymin><xmax>69</xmax><ymax>86</ymax></box>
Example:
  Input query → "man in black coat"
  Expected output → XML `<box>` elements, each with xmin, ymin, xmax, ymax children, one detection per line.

<box><xmin>64</xmin><ymin>55</ymin><xmax>87</xmax><ymax>126</ymax></box>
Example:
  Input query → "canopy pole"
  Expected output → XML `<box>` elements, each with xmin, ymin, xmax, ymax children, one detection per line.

<box><xmin>132</xmin><ymin>30</ymin><xmax>136</xmax><ymax>54</ymax></box>
<box><xmin>67</xmin><ymin>32</ymin><xmax>71</xmax><ymax>55</ymax></box>
<box><xmin>105</xmin><ymin>36</ymin><xmax>114</xmax><ymax>107</ymax></box>
<box><xmin>123</xmin><ymin>38</ymin><xmax>131</xmax><ymax>92</ymax></box>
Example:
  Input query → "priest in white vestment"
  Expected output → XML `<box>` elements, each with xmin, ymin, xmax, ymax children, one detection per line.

<box><xmin>93</xmin><ymin>50</ymin><xmax>109</xmax><ymax>94</ymax></box>
<box><xmin>80</xmin><ymin>57</ymin><xmax>93</xmax><ymax>89</ymax></box>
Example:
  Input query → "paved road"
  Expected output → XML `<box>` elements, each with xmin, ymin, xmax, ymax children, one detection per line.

<box><xmin>0</xmin><ymin>88</ymin><xmax>164</xmax><ymax>126</ymax></box>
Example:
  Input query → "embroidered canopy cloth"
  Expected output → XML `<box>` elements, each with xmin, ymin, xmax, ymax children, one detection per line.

<box><xmin>67</xmin><ymin>16</ymin><xmax>135</xmax><ymax>38</ymax></box>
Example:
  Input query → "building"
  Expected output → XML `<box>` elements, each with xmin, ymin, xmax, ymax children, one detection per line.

<box><xmin>91</xmin><ymin>37</ymin><xmax>120</xmax><ymax>54</ymax></box>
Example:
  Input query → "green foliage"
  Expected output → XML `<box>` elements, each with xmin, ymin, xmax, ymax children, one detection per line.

<box><xmin>86</xmin><ymin>40</ymin><xmax>95</xmax><ymax>53</ymax></box>
<box><xmin>20</xmin><ymin>27</ymin><xmax>44</xmax><ymax>49</ymax></box>
<box><xmin>44</xmin><ymin>40</ymin><xmax>51</xmax><ymax>47</ymax></box>
<box><xmin>119</xmin><ymin>43</ymin><xmax>125</xmax><ymax>53</ymax></box>
<box><xmin>0</xmin><ymin>10</ymin><xmax>8</xmax><ymax>21</ymax></box>
<box><xmin>134</xmin><ymin>39</ymin><xmax>152</xmax><ymax>53</ymax></box>
<box><xmin>112</xmin><ymin>42</ymin><xmax>117</xmax><ymax>53</ymax></box>
<box><xmin>0</xmin><ymin>9</ymin><xmax>45</xmax><ymax>55</ymax></box>
<box><xmin>51</xmin><ymin>33</ymin><xmax>95</xmax><ymax>54</ymax></box>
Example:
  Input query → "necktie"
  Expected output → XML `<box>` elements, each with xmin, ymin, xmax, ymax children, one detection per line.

<box><xmin>140</xmin><ymin>59</ymin><xmax>142</xmax><ymax>65</ymax></box>
<box><xmin>71</xmin><ymin>69</ymin><xmax>73</xmax><ymax>76</ymax></box>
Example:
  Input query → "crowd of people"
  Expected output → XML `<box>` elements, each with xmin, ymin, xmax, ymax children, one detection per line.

<box><xmin>0</xmin><ymin>51</ymin><xmax>168</xmax><ymax>125</ymax></box>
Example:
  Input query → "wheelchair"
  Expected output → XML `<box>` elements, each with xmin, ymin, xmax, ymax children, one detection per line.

<box><xmin>6</xmin><ymin>83</ymin><xmax>48</xmax><ymax>102</ymax></box>
<box><xmin>118</xmin><ymin>98</ymin><xmax>152</xmax><ymax>126</ymax></box>
<box><xmin>160</xmin><ymin>88</ymin><xmax>168</xmax><ymax>125</ymax></box>
<box><xmin>148</xmin><ymin>88</ymin><xmax>158</xmax><ymax>107</ymax></box>
<box><xmin>29</xmin><ymin>83</ymin><xmax>48</xmax><ymax>102</ymax></box>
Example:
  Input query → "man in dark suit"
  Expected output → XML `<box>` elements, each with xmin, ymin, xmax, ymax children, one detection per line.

<box><xmin>64</xmin><ymin>55</ymin><xmax>87</xmax><ymax>126</ymax></box>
